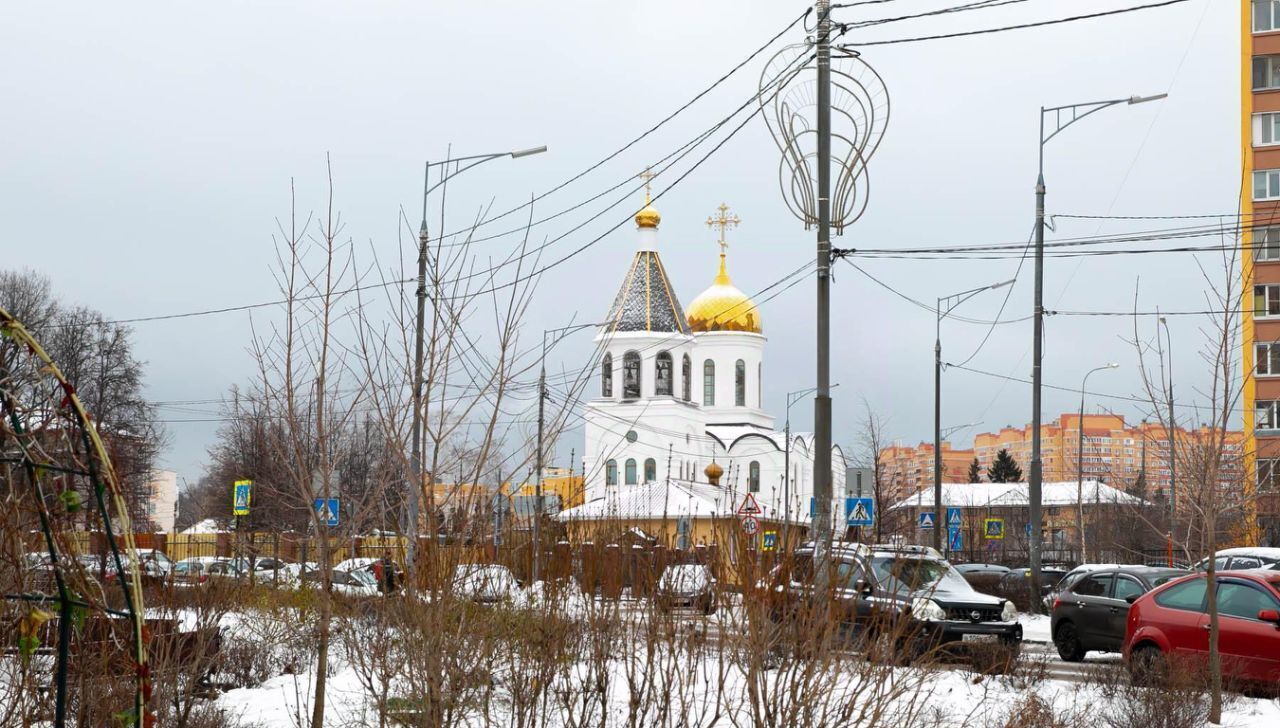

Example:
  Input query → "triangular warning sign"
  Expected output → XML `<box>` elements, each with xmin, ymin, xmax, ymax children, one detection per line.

<box><xmin>920</xmin><ymin>513</ymin><xmax>935</xmax><ymax>529</ymax></box>
<box><xmin>737</xmin><ymin>493</ymin><xmax>761</xmax><ymax>515</ymax></box>
<box><xmin>850</xmin><ymin>501</ymin><xmax>870</xmax><ymax>522</ymax></box>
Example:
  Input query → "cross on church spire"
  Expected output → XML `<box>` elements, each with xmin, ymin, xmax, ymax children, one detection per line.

<box><xmin>706</xmin><ymin>202</ymin><xmax>740</xmax><ymax>255</ymax></box>
<box><xmin>638</xmin><ymin>167</ymin><xmax>657</xmax><ymax>204</ymax></box>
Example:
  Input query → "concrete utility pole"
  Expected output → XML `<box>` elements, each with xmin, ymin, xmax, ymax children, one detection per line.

<box><xmin>813</xmin><ymin>0</ymin><xmax>833</xmax><ymax>564</ymax></box>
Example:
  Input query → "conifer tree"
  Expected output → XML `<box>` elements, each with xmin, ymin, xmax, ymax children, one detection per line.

<box><xmin>967</xmin><ymin>457</ymin><xmax>982</xmax><ymax>483</ymax></box>
<box><xmin>987</xmin><ymin>448</ymin><xmax>1023</xmax><ymax>483</ymax></box>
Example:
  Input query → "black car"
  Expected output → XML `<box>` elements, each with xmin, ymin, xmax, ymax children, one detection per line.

<box><xmin>772</xmin><ymin>542</ymin><xmax>1022</xmax><ymax>659</ymax></box>
<box><xmin>1050</xmin><ymin>566</ymin><xmax>1186</xmax><ymax>661</ymax></box>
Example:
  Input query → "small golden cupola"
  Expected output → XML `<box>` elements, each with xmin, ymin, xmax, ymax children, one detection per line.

<box><xmin>635</xmin><ymin>167</ymin><xmax>661</xmax><ymax>229</ymax></box>
<box><xmin>686</xmin><ymin>203</ymin><xmax>762</xmax><ymax>334</ymax></box>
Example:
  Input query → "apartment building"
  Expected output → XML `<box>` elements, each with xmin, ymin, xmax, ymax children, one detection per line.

<box><xmin>879</xmin><ymin>441</ymin><xmax>976</xmax><ymax>505</ymax></box>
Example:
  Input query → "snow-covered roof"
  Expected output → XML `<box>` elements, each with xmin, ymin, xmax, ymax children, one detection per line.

<box><xmin>889</xmin><ymin>481</ymin><xmax>1146</xmax><ymax>511</ymax></box>
<box><xmin>180</xmin><ymin>518</ymin><xmax>228</xmax><ymax>535</ymax></box>
<box><xmin>706</xmin><ymin>424</ymin><xmax>781</xmax><ymax>450</ymax></box>
<box><xmin>604</xmin><ymin>250</ymin><xmax>690</xmax><ymax>334</ymax></box>
<box><xmin>556</xmin><ymin>480</ymin><xmax>737</xmax><ymax>522</ymax></box>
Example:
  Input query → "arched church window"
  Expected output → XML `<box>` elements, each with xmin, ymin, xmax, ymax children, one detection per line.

<box><xmin>623</xmin><ymin>351</ymin><xmax>641</xmax><ymax>399</ymax></box>
<box><xmin>749</xmin><ymin>461</ymin><xmax>761</xmax><ymax>493</ymax></box>
<box><xmin>682</xmin><ymin>354</ymin><xmax>692</xmax><ymax>401</ymax></box>
<box><xmin>735</xmin><ymin>359</ymin><xmax>746</xmax><ymax>407</ymax></box>
<box><xmin>602</xmin><ymin>353</ymin><xmax>613</xmax><ymax>397</ymax></box>
<box><xmin>703</xmin><ymin>360</ymin><xmax>715</xmax><ymax>406</ymax></box>
<box><xmin>606</xmin><ymin>459</ymin><xmax>617</xmax><ymax>485</ymax></box>
<box><xmin>625</xmin><ymin>458</ymin><xmax>637</xmax><ymax>485</ymax></box>
<box><xmin>644</xmin><ymin>458</ymin><xmax>657</xmax><ymax>482</ymax></box>
<box><xmin>655</xmin><ymin>351</ymin><xmax>673</xmax><ymax>396</ymax></box>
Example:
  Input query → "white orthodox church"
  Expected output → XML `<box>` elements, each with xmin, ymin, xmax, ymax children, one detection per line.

<box><xmin>561</xmin><ymin>185</ymin><xmax>846</xmax><ymax>537</ymax></box>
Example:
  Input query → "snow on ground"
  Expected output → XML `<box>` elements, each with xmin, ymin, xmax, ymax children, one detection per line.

<box><xmin>1019</xmin><ymin>613</ymin><xmax>1050</xmax><ymax>643</ymax></box>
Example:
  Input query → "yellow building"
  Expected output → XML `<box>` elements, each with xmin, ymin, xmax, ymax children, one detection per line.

<box><xmin>512</xmin><ymin>467</ymin><xmax>586</xmax><ymax>511</ymax></box>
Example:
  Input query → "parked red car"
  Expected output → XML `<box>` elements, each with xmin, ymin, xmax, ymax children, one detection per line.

<box><xmin>1123</xmin><ymin>570</ymin><xmax>1280</xmax><ymax>688</ymax></box>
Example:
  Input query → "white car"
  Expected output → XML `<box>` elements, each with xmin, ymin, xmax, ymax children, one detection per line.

<box><xmin>300</xmin><ymin>567</ymin><xmax>380</xmax><ymax>597</ymax></box>
<box><xmin>1194</xmin><ymin>546</ymin><xmax>1280</xmax><ymax>571</ymax></box>
<box><xmin>452</xmin><ymin>564</ymin><xmax>519</xmax><ymax>604</ymax></box>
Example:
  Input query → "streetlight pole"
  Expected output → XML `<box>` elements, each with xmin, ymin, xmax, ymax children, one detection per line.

<box><xmin>532</xmin><ymin>321</ymin><xmax>598</xmax><ymax>583</ymax></box>
<box><xmin>1076</xmin><ymin>363</ymin><xmax>1118</xmax><ymax>562</ymax></box>
<box><xmin>1159</xmin><ymin>316</ymin><xmax>1176</xmax><ymax>526</ymax></box>
<box><xmin>1029</xmin><ymin>93</ymin><xmax>1164</xmax><ymax>607</ymax></box>
<box><xmin>934</xmin><ymin>280</ymin><xmax>1013</xmax><ymax>552</ymax></box>
<box><xmin>785</xmin><ymin>383</ymin><xmax>839</xmax><ymax>548</ymax></box>
<box><xmin>408</xmin><ymin>145</ymin><xmax>547</xmax><ymax>588</ymax></box>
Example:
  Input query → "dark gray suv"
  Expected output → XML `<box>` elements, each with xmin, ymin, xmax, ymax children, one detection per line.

<box><xmin>772</xmin><ymin>542</ymin><xmax>1022</xmax><ymax>659</ymax></box>
<box><xmin>1049</xmin><ymin>566</ymin><xmax>1186</xmax><ymax>661</ymax></box>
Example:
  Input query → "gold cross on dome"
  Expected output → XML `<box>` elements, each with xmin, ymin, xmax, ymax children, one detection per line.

<box><xmin>638</xmin><ymin>167</ymin><xmax>657</xmax><ymax>204</ymax></box>
<box><xmin>706</xmin><ymin>202</ymin><xmax>740</xmax><ymax>254</ymax></box>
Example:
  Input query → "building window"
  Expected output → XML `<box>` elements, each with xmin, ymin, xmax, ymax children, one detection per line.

<box><xmin>1256</xmin><ymin>169</ymin><xmax>1280</xmax><ymax>201</ymax></box>
<box><xmin>644</xmin><ymin>458</ymin><xmax>657</xmax><ymax>482</ymax></box>
<box><xmin>748</xmin><ymin>461</ymin><xmax>760</xmax><ymax>493</ymax></box>
<box><xmin>606</xmin><ymin>459</ymin><xmax>617</xmax><ymax>485</ymax></box>
<box><xmin>735</xmin><ymin>359</ymin><xmax>746</xmax><ymax>407</ymax></box>
<box><xmin>1256</xmin><ymin>284</ymin><xmax>1280</xmax><ymax>318</ymax></box>
<box><xmin>623</xmin><ymin>351</ymin><xmax>641</xmax><ymax>399</ymax></box>
<box><xmin>601</xmin><ymin>353</ymin><xmax>613</xmax><ymax>397</ymax></box>
<box><xmin>655</xmin><ymin>351</ymin><xmax>673</xmax><ymax>396</ymax></box>
<box><xmin>682</xmin><ymin>354</ymin><xmax>691</xmax><ymax>401</ymax></box>
<box><xmin>1255</xmin><ymin>55</ymin><xmax>1280</xmax><ymax>90</ymax></box>
<box><xmin>1258</xmin><ymin>458</ymin><xmax>1280</xmax><ymax>491</ymax></box>
<box><xmin>1256</xmin><ymin>113</ymin><xmax>1280</xmax><ymax>148</ymax></box>
<box><xmin>1257</xmin><ymin>0</ymin><xmax>1280</xmax><ymax>32</ymax></box>
<box><xmin>625</xmin><ymin>458</ymin><xmax>637</xmax><ymax>485</ymax></box>
<box><xmin>1259</xmin><ymin>342</ymin><xmax>1280</xmax><ymax>376</ymax></box>
<box><xmin>1257</xmin><ymin>400</ymin><xmax>1280</xmax><ymax>431</ymax></box>
<box><xmin>1257</xmin><ymin>226</ymin><xmax>1280</xmax><ymax>262</ymax></box>
<box><xmin>703</xmin><ymin>359</ymin><xmax>715</xmax><ymax>406</ymax></box>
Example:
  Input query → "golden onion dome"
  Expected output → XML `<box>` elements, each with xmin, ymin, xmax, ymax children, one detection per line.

<box><xmin>635</xmin><ymin>203</ymin><xmax>661</xmax><ymax>228</ymax></box>
<box><xmin>704</xmin><ymin>461</ymin><xmax>724</xmax><ymax>484</ymax></box>
<box><xmin>686</xmin><ymin>254</ymin><xmax>762</xmax><ymax>334</ymax></box>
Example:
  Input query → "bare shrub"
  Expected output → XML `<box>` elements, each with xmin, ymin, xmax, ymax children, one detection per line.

<box><xmin>993</xmin><ymin>693</ymin><xmax>1073</xmax><ymax>728</ymax></box>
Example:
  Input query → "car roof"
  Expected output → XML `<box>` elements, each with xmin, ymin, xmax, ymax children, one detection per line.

<box><xmin>1213</xmin><ymin>547</ymin><xmax>1280</xmax><ymax>558</ymax></box>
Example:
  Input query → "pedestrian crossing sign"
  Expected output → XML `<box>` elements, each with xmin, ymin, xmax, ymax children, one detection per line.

<box><xmin>946</xmin><ymin>507</ymin><xmax>962</xmax><ymax>527</ymax></box>
<box><xmin>845</xmin><ymin>497</ymin><xmax>874</xmax><ymax>527</ymax></box>
<box><xmin>762</xmin><ymin>530</ymin><xmax>778</xmax><ymax>551</ymax></box>
<box><xmin>232</xmin><ymin>480</ymin><xmax>252</xmax><ymax>516</ymax></box>
<box><xmin>984</xmin><ymin>517</ymin><xmax>1005</xmax><ymax>540</ymax></box>
<box><xmin>314</xmin><ymin>498</ymin><xmax>340</xmax><ymax>527</ymax></box>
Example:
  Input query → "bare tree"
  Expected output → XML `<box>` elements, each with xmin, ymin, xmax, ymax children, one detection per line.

<box><xmin>856</xmin><ymin>398</ymin><xmax>889</xmax><ymax>541</ymax></box>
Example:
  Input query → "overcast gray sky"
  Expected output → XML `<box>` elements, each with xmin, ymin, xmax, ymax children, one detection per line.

<box><xmin>2</xmin><ymin>0</ymin><xmax>1234</xmax><ymax>486</ymax></box>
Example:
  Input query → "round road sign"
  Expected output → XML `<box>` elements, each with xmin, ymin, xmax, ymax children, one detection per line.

<box><xmin>740</xmin><ymin>515</ymin><xmax>760</xmax><ymax>536</ymax></box>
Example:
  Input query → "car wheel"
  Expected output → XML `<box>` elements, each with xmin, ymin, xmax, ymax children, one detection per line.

<box><xmin>1128</xmin><ymin>643</ymin><xmax>1166</xmax><ymax>686</ymax></box>
<box><xmin>1054</xmin><ymin>622</ymin><xmax>1085</xmax><ymax>662</ymax></box>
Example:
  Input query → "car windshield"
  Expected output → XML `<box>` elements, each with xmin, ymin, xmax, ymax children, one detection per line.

<box><xmin>350</xmin><ymin>570</ymin><xmax>377</xmax><ymax>587</ymax></box>
<box><xmin>870</xmin><ymin>556</ymin><xmax>969</xmax><ymax>594</ymax></box>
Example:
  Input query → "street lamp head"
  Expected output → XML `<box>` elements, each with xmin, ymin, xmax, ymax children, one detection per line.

<box><xmin>1127</xmin><ymin>93</ymin><xmax>1168</xmax><ymax>106</ymax></box>
<box><xmin>989</xmin><ymin>278</ymin><xmax>1016</xmax><ymax>291</ymax></box>
<box><xmin>511</xmin><ymin>145</ymin><xmax>548</xmax><ymax>158</ymax></box>
<box><xmin>1107</xmin><ymin>362</ymin><xmax>1120</xmax><ymax>369</ymax></box>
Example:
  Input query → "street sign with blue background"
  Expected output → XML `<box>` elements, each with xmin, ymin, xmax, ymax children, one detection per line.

<box><xmin>314</xmin><ymin>498</ymin><xmax>340</xmax><ymax>527</ymax></box>
<box><xmin>918</xmin><ymin>511</ymin><xmax>936</xmax><ymax>530</ymax></box>
<box><xmin>846</xmin><ymin>497</ymin><xmax>874</xmax><ymax>526</ymax></box>
<box><xmin>946</xmin><ymin>507</ymin><xmax>962</xmax><ymax>528</ymax></box>
<box><xmin>948</xmin><ymin>526</ymin><xmax>963</xmax><ymax>551</ymax></box>
<box><xmin>232</xmin><ymin>480</ymin><xmax>252</xmax><ymax>516</ymax></box>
